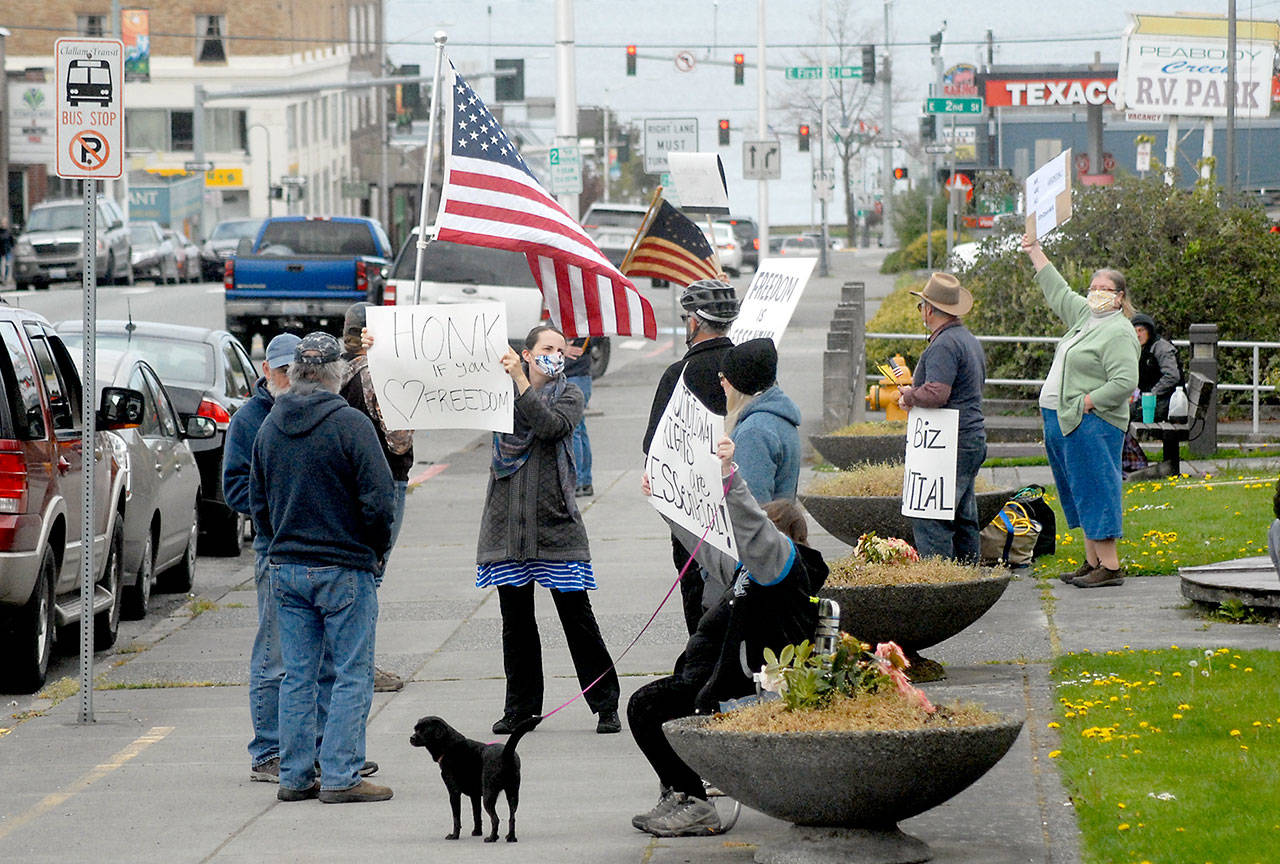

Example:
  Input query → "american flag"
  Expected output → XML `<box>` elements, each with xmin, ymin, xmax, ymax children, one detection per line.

<box><xmin>621</xmin><ymin>199</ymin><xmax>721</xmax><ymax>287</ymax></box>
<box><xmin>433</xmin><ymin>63</ymin><xmax>657</xmax><ymax>340</ymax></box>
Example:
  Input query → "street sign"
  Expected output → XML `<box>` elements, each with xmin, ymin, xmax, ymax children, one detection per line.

<box><xmin>813</xmin><ymin>168</ymin><xmax>836</xmax><ymax>202</ymax></box>
<box><xmin>644</xmin><ymin>117</ymin><xmax>698</xmax><ymax>174</ymax></box>
<box><xmin>872</xmin><ymin>139</ymin><xmax>902</xmax><ymax>149</ymax></box>
<box><xmin>55</xmin><ymin>38</ymin><xmax>124</xmax><ymax>179</ymax></box>
<box><xmin>279</xmin><ymin>175</ymin><xmax>308</xmax><ymax>186</ymax></box>
<box><xmin>924</xmin><ymin>143</ymin><xmax>953</xmax><ymax>155</ymax></box>
<box><xmin>786</xmin><ymin>65</ymin><xmax>862</xmax><ymax>80</ymax></box>
<box><xmin>674</xmin><ymin>50</ymin><xmax>696</xmax><ymax>72</ymax></box>
<box><xmin>743</xmin><ymin>140</ymin><xmax>781</xmax><ymax>180</ymax></box>
<box><xmin>926</xmin><ymin>97</ymin><xmax>984</xmax><ymax>115</ymax></box>
<box><xmin>184</xmin><ymin>160</ymin><xmax>213</xmax><ymax>172</ymax></box>
<box><xmin>549</xmin><ymin>144</ymin><xmax>583</xmax><ymax>195</ymax></box>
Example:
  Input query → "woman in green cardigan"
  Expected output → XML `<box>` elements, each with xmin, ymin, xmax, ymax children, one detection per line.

<box><xmin>1021</xmin><ymin>232</ymin><xmax>1140</xmax><ymax>588</ymax></box>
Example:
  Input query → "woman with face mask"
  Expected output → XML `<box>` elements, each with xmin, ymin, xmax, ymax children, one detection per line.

<box><xmin>1021</xmin><ymin>233</ymin><xmax>1140</xmax><ymax>588</ymax></box>
<box><xmin>478</xmin><ymin>324</ymin><xmax>622</xmax><ymax>736</ymax></box>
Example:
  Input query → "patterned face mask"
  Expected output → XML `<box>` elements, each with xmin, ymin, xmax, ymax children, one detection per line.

<box><xmin>1087</xmin><ymin>290</ymin><xmax>1117</xmax><ymax>313</ymax></box>
<box><xmin>533</xmin><ymin>353</ymin><xmax>565</xmax><ymax>377</ymax></box>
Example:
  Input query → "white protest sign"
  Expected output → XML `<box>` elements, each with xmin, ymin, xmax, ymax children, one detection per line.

<box><xmin>645</xmin><ymin>372</ymin><xmax>735</xmax><ymax>558</ymax></box>
<box><xmin>365</xmin><ymin>303</ymin><xmax>513</xmax><ymax>433</ymax></box>
<box><xmin>1025</xmin><ymin>148</ymin><xmax>1072</xmax><ymax>241</ymax></box>
<box><xmin>900</xmin><ymin>407</ymin><xmax>960</xmax><ymax>520</ymax></box>
<box><xmin>728</xmin><ymin>256</ymin><xmax>818</xmax><ymax>345</ymax></box>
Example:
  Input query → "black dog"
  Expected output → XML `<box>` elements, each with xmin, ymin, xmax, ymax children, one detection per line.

<box><xmin>410</xmin><ymin>714</ymin><xmax>540</xmax><ymax>843</ymax></box>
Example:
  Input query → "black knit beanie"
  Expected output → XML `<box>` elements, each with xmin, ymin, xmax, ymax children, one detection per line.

<box><xmin>722</xmin><ymin>338</ymin><xmax>778</xmax><ymax>395</ymax></box>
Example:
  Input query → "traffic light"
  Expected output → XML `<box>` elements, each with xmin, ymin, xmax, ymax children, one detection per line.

<box><xmin>798</xmin><ymin>124</ymin><xmax>810</xmax><ymax>152</ymax></box>
<box><xmin>862</xmin><ymin>45</ymin><xmax>876</xmax><ymax>85</ymax></box>
<box><xmin>734</xmin><ymin>53</ymin><xmax>745</xmax><ymax>85</ymax></box>
<box><xmin>718</xmin><ymin>119</ymin><xmax>730</xmax><ymax>147</ymax></box>
<box><xmin>919</xmin><ymin>114</ymin><xmax>936</xmax><ymax>142</ymax></box>
<box><xmin>626</xmin><ymin>44</ymin><xmax>636</xmax><ymax>76</ymax></box>
<box><xmin>893</xmin><ymin>167</ymin><xmax>908</xmax><ymax>180</ymax></box>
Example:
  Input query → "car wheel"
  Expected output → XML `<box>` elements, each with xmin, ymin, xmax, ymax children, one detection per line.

<box><xmin>202</xmin><ymin>506</ymin><xmax>245</xmax><ymax>557</ymax></box>
<box><xmin>121</xmin><ymin>529</ymin><xmax>155</xmax><ymax>621</ymax></box>
<box><xmin>15</xmin><ymin>281</ymin><xmax>32</xmax><ymax>292</ymax></box>
<box><xmin>90</xmin><ymin>519</ymin><xmax>124</xmax><ymax>651</ymax></box>
<box><xmin>1</xmin><ymin>546</ymin><xmax>56</xmax><ymax>693</ymax></box>
<box><xmin>588</xmin><ymin>337</ymin><xmax>612</xmax><ymax>379</ymax></box>
<box><xmin>161</xmin><ymin>502</ymin><xmax>199</xmax><ymax>593</ymax></box>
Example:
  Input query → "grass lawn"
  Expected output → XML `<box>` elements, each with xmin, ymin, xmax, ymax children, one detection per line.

<box><xmin>1051</xmin><ymin>647</ymin><xmax>1280</xmax><ymax>864</ymax></box>
<box><xmin>1029</xmin><ymin>473</ymin><xmax>1275</xmax><ymax>577</ymax></box>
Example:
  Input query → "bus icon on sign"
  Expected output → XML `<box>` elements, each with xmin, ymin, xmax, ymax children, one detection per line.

<box><xmin>66</xmin><ymin>59</ymin><xmax>113</xmax><ymax>107</ymax></box>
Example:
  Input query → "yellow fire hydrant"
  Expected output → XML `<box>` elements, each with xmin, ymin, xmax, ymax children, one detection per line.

<box><xmin>866</xmin><ymin>354</ymin><xmax>913</xmax><ymax>421</ymax></box>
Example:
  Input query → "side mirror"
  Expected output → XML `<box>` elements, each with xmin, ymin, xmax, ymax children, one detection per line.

<box><xmin>235</xmin><ymin>237</ymin><xmax>254</xmax><ymax>256</ymax></box>
<box><xmin>98</xmin><ymin>386</ymin><xmax>145</xmax><ymax>429</ymax></box>
<box><xmin>184</xmin><ymin>415</ymin><xmax>217</xmax><ymax>440</ymax></box>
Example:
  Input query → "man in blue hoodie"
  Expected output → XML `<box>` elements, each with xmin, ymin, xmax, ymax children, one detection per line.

<box><xmin>250</xmin><ymin>332</ymin><xmax>397</xmax><ymax>804</ymax></box>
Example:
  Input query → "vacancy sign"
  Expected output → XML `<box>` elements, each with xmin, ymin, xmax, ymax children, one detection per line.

<box><xmin>55</xmin><ymin>39</ymin><xmax>124</xmax><ymax>179</ymax></box>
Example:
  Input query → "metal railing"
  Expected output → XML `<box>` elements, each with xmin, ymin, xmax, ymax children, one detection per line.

<box><xmin>864</xmin><ymin>332</ymin><xmax>1280</xmax><ymax>435</ymax></box>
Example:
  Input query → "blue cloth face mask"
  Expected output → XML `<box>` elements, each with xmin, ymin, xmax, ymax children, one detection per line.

<box><xmin>533</xmin><ymin>353</ymin><xmax>565</xmax><ymax>377</ymax></box>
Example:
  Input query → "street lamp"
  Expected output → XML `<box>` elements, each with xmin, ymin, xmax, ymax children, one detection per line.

<box><xmin>249</xmin><ymin>123</ymin><xmax>273</xmax><ymax>218</ymax></box>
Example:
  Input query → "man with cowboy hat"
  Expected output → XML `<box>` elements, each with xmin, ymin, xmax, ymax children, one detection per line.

<box><xmin>897</xmin><ymin>272</ymin><xmax>988</xmax><ymax>562</ymax></box>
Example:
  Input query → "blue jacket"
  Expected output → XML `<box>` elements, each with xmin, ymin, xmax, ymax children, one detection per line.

<box><xmin>223</xmin><ymin>377</ymin><xmax>273</xmax><ymax>554</ymax></box>
<box><xmin>250</xmin><ymin>389</ymin><xmax>396</xmax><ymax>573</ymax></box>
<box><xmin>730</xmin><ymin>385</ymin><xmax>802</xmax><ymax>503</ymax></box>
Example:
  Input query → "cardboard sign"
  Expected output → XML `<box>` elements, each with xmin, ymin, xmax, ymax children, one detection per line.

<box><xmin>666</xmin><ymin>152</ymin><xmax>730</xmax><ymax>215</ymax></box>
<box><xmin>365</xmin><ymin>303</ymin><xmax>514</xmax><ymax>433</ymax></box>
<box><xmin>900</xmin><ymin>407</ymin><xmax>960</xmax><ymax>521</ymax></box>
<box><xmin>1025</xmin><ymin>149</ymin><xmax>1072</xmax><ymax>240</ymax></box>
<box><xmin>728</xmin><ymin>256</ymin><xmax>818</xmax><ymax>345</ymax></box>
<box><xmin>645</xmin><ymin>372</ymin><xmax>735</xmax><ymax>558</ymax></box>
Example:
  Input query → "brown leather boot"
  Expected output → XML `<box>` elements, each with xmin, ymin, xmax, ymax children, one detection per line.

<box><xmin>1073</xmin><ymin>566</ymin><xmax>1125</xmax><ymax>588</ymax></box>
<box><xmin>1058</xmin><ymin>561</ymin><xmax>1096</xmax><ymax>584</ymax></box>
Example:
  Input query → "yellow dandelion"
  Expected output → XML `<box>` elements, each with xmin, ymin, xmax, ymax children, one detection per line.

<box><xmin>1117</xmin><ymin>823</ymin><xmax>1130</xmax><ymax>831</ymax></box>
<box><xmin>1230</xmin><ymin>729</ymin><xmax>1242</xmax><ymax>737</ymax></box>
<box><xmin>1047</xmin><ymin>722</ymin><xmax>1061</xmax><ymax>729</ymax></box>
<box><xmin>1048</xmin><ymin>750</ymin><xmax>1062</xmax><ymax>758</ymax></box>
<box><xmin>1172</xmin><ymin>713</ymin><xmax>1183</xmax><ymax>720</ymax></box>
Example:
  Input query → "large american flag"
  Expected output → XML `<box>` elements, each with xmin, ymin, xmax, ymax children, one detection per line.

<box><xmin>433</xmin><ymin>63</ymin><xmax>657</xmax><ymax>340</ymax></box>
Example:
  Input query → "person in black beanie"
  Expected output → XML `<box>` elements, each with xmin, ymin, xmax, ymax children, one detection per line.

<box><xmin>719</xmin><ymin>338</ymin><xmax>802</xmax><ymax>506</ymax></box>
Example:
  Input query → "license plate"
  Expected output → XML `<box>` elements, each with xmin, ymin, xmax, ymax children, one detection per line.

<box><xmin>49</xmin><ymin>267</ymin><xmax>68</xmax><ymax>279</ymax></box>
<box><xmin>280</xmin><ymin>302</ymin><xmax>306</xmax><ymax>315</ymax></box>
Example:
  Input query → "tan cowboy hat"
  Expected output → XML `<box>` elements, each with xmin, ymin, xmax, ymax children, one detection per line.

<box><xmin>910</xmin><ymin>272</ymin><xmax>973</xmax><ymax>317</ymax></box>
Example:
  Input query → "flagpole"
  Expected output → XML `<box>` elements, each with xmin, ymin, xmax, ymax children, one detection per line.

<box><xmin>412</xmin><ymin>31</ymin><xmax>449</xmax><ymax>305</ymax></box>
<box><xmin>619</xmin><ymin>184</ymin><xmax>664</xmax><ymax>273</ymax></box>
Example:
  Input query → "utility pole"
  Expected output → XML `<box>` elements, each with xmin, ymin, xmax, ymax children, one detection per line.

<box><xmin>880</xmin><ymin>0</ymin><xmax>895</xmax><ymax>248</ymax></box>
<box><xmin>0</xmin><ymin>28</ymin><xmax>10</xmax><ymax>226</ymax></box>
<box><xmin>817</xmin><ymin>0</ymin><xmax>830</xmax><ymax>276</ymax></box>
<box><xmin>554</xmin><ymin>0</ymin><xmax>579</xmax><ymax>218</ymax></box>
<box><xmin>756</xmin><ymin>0</ymin><xmax>770</xmax><ymax>259</ymax></box>
<box><xmin>1226</xmin><ymin>0</ymin><xmax>1237</xmax><ymax>198</ymax></box>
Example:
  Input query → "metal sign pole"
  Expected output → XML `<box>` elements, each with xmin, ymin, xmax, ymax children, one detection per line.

<box><xmin>412</xmin><ymin>31</ymin><xmax>449</xmax><ymax>305</ymax></box>
<box><xmin>78</xmin><ymin>179</ymin><xmax>98</xmax><ymax>724</ymax></box>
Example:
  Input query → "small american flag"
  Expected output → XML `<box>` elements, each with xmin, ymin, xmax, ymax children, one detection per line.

<box><xmin>433</xmin><ymin>63</ymin><xmax>656</xmax><ymax>340</ymax></box>
<box><xmin>621</xmin><ymin>199</ymin><xmax>721</xmax><ymax>287</ymax></box>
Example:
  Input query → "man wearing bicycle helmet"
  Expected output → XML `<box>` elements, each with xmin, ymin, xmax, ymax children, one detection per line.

<box><xmin>642</xmin><ymin>279</ymin><xmax>740</xmax><ymax>633</ymax></box>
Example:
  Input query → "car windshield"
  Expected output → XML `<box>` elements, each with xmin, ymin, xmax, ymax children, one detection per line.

<box><xmin>25</xmin><ymin>205</ymin><xmax>82</xmax><ymax>232</ymax></box>
<box><xmin>258</xmin><ymin>221</ymin><xmax>376</xmax><ymax>256</ymax></box>
<box><xmin>60</xmin><ymin>332</ymin><xmax>215</xmax><ymax>388</ymax></box>
<box><xmin>391</xmin><ymin>238</ymin><xmax>533</xmax><ymax>285</ymax></box>
<box><xmin>130</xmin><ymin>224</ymin><xmax>160</xmax><ymax>245</ymax></box>
<box><xmin>209</xmin><ymin>220</ymin><xmax>263</xmax><ymax>242</ymax></box>
<box><xmin>584</xmin><ymin>209</ymin><xmax>645</xmax><ymax>229</ymax></box>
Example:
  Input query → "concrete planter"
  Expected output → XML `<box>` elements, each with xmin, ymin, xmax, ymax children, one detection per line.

<box><xmin>664</xmin><ymin>713</ymin><xmax>1024</xmax><ymax>864</ymax></box>
<box><xmin>810</xmin><ymin>434</ymin><xmax>906</xmax><ymax>469</ymax></box>
<box><xmin>799</xmin><ymin>488</ymin><xmax>1016</xmax><ymax>547</ymax></box>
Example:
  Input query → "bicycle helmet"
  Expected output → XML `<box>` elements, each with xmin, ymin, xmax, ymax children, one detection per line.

<box><xmin>680</xmin><ymin>279</ymin><xmax>740</xmax><ymax>325</ymax></box>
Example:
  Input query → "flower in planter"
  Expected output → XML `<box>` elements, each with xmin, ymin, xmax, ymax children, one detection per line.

<box><xmin>854</xmin><ymin>531</ymin><xmax>921</xmax><ymax>565</ymax></box>
<box><xmin>756</xmin><ymin>633</ymin><xmax>935</xmax><ymax>715</ymax></box>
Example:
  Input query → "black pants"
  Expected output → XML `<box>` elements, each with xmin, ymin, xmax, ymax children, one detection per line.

<box><xmin>673</xmin><ymin>534</ymin><xmax>703</xmax><ymax>636</ymax></box>
<box><xmin>496</xmin><ymin>582</ymin><xmax>620</xmax><ymax>719</ymax></box>
<box><xmin>627</xmin><ymin>675</ymin><xmax>705</xmax><ymax>799</ymax></box>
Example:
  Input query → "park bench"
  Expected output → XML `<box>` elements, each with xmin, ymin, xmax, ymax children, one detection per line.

<box><xmin>1128</xmin><ymin>371</ymin><xmax>1215</xmax><ymax>476</ymax></box>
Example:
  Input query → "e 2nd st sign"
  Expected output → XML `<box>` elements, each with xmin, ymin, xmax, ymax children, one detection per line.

<box><xmin>55</xmin><ymin>38</ymin><xmax>124</xmax><ymax>179</ymax></box>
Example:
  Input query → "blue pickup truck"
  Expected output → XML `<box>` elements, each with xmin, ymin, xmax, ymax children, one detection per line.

<box><xmin>223</xmin><ymin>216</ymin><xmax>393</xmax><ymax>348</ymax></box>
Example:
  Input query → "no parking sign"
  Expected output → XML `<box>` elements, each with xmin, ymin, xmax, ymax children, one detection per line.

<box><xmin>55</xmin><ymin>38</ymin><xmax>124</xmax><ymax>180</ymax></box>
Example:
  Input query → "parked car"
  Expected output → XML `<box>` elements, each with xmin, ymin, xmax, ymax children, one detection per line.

<box><xmin>56</xmin><ymin>321</ymin><xmax>257</xmax><ymax>558</ymax></box>
<box><xmin>716</xmin><ymin>215</ymin><xmax>760</xmax><ymax>269</ymax></box>
<box><xmin>200</xmin><ymin>217</ymin><xmax>263</xmax><ymax>281</ymax></box>
<box><xmin>580</xmin><ymin>202</ymin><xmax>649</xmax><ymax>267</ymax></box>
<box><xmin>74</xmin><ymin>350</ymin><xmax>215</xmax><ymax>616</ymax></box>
<box><xmin>12</xmin><ymin>197</ymin><xmax>133</xmax><ymax>290</ymax></box>
<box><xmin>164</xmin><ymin>229</ymin><xmax>202</xmax><ymax>283</ymax></box>
<box><xmin>129</xmin><ymin>221</ymin><xmax>180</xmax><ymax>284</ymax></box>
<box><xmin>701</xmin><ymin>222</ymin><xmax>743</xmax><ymax>277</ymax></box>
<box><xmin>0</xmin><ymin>306</ymin><xmax>143</xmax><ymax>693</ymax></box>
<box><xmin>778</xmin><ymin>235</ymin><xmax>821</xmax><ymax>257</ymax></box>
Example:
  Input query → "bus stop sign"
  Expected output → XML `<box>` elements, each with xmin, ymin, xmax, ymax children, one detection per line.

<box><xmin>56</xmin><ymin>38</ymin><xmax>124</xmax><ymax>179</ymax></box>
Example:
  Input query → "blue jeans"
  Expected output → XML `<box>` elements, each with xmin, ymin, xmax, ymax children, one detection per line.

<box><xmin>568</xmin><ymin>375</ymin><xmax>592</xmax><ymax>488</ymax></box>
<box><xmin>911</xmin><ymin>434</ymin><xmax>988</xmax><ymax>563</ymax></box>
<box><xmin>379</xmin><ymin>479</ymin><xmax>408</xmax><ymax>588</ymax></box>
<box><xmin>273</xmin><ymin>562</ymin><xmax>378</xmax><ymax>793</ymax></box>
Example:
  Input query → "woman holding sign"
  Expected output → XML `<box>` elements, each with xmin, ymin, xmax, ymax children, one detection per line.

<box><xmin>1022</xmin><ymin>234</ymin><xmax>1139</xmax><ymax>588</ymax></box>
<box><xmin>477</xmin><ymin>324</ymin><xmax>621</xmax><ymax>736</ymax></box>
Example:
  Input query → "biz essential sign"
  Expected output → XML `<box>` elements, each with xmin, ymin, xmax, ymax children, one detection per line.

<box><xmin>982</xmin><ymin>75</ymin><xmax>1119</xmax><ymax>108</ymax></box>
<box><xmin>1118</xmin><ymin>13</ymin><xmax>1278</xmax><ymax>119</ymax></box>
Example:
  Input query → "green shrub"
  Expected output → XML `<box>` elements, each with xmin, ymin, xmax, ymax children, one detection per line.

<box><xmin>880</xmin><ymin>229</ymin><xmax>968</xmax><ymax>274</ymax></box>
<box><xmin>865</xmin><ymin>273</ymin><xmax>928</xmax><ymax>368</ymax></box>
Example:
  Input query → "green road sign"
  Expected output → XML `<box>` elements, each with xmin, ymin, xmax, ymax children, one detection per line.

<box><xmin>926</xmin><ymin>97</ymin><xmax>985</xmax><ymax>115</ymax></box>
<box><xmin>786</xmin><ymin>66</ymin><xmax>822</xmax><ymax>80</ymax></box>
<box><xmin>786</xmin><ymin>65</ymin><xmax>862</xmax><ymax>80</ymax></box>
<box><xmin>827</xmin><ymin>65</ymin><xmax>861</xmax><ymax>79</ymax></box>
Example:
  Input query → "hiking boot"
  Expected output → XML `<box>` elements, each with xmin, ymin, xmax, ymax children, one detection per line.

<box><xmin>644</xmin><ymin>794</ymin><xmax>720</xmax><ymax>837</ymax></box>
<box><xmin>319</xmin><ymin>779</ymin><xmax>394</xmax><ymax>804</ymax></box>
<box><xmin>373</xmin><ymin>666</ymin><xmax>404</xmax><ymax>692</ymax></box>
<box><xmin>250</xmin><ymin>756</ymin><xmax>280</xmax><ymax>783</ymax></box>
<box><xmin>278</xmin><ymin>781</ymin><xmax>320</xmax><ymax>802</ymax></box>
<box><xmin>1058</xmin><ymin>561</ymin><xmax>1096</xmax><ymax>584</ymax></box>
<box><xmin>1074</xmin><ymin>566</ymin><xmax>1126</xmax><ymax>588</ymax></box>
<box><xmin>632</xmin><ymin>789</ymin><xmax>680</xmax><ymax>831</ymax></box>
<box><xmin>596</xmin><ymin>709</ymin><xmax>622</xmax><ymax>734</ymax></box>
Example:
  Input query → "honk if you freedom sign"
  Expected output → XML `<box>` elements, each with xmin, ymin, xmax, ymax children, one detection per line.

<box><xmin>366</xmin><ymin>303</ymin><xmax>513</xmax><ymax>433</ymax></box>
<box><xmin>645</xmin><ymin>372</ymin><xmax>735</xmax><ymax>557</ymax></box>
<box><xmin>900</xmin><ymin>407</ymin><xmax>960</xmax><ymax>521</ymax></box>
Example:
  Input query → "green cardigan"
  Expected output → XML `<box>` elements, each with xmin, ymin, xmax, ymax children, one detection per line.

<box><xmin>1036</xmin><ymin>263</ymin><xmax>1140</xmax><ymax>435</ymax></box>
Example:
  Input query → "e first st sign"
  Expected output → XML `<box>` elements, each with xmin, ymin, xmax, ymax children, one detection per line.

<box><xmin>56</xmin><ymin>38</ymin><xmax>124</xmax><ymax>179</ymax></box>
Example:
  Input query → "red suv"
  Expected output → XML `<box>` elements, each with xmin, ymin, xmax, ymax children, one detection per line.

<box><xmin>0</xmin><ymin>306</ymin><xmax>143</xmax><ymax>692</ymax></box>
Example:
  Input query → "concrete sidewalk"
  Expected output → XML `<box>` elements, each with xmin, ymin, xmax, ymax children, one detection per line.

<box><xmin>1</xmin><ymin>249</ymin><xmax>1276</xmax><ymax>864</ymax></box>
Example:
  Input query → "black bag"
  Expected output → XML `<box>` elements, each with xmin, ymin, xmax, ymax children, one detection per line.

<box><xmin>1012</xmin><ymin>485</ymin><xmax>1056</xmax><ymax>558</ymax></box>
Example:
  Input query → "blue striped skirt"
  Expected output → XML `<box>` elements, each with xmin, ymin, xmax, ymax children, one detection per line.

<box><xmin>476</xmin><ymin>559</ymin><xmax>597</xmax><ymax>591</ymax></box>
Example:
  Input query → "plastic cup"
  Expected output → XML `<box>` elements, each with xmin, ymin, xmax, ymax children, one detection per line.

<box><xmin>1141</xmin><ymin>392</ymin><xmax>1156</xmax><ymax>423</ymax></box>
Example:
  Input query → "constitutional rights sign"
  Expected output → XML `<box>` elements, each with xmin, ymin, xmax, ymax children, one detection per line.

<box><xmin>900</xmin><ymin>407</ymin><xmax>960</xmax><ymax>521</ymax></box>
<box><xmin>645</xmin><ymin>373</ymin><xmax>735</xmax><ymax>557</ymax></box>
<box><xmin>366</xmin><ymin>303</ymin><xmax>514</xmax><ymax>433</ymax></box>
<box><xmin>729</xmin><ymin>256</ymin><xmax>817</xmax><ymax>345</ymax></box>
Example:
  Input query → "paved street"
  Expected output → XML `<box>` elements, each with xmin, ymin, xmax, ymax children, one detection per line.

<box><xmin>1</xmin><ymin>250</ymin><xmax>1276</xmax><ymax>863</ymax></box>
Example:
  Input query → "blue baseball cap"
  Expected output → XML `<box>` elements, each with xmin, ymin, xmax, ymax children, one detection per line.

<box><xmin>264</xmin><ymin>333</ymin><xmax>301</xmax><ymax>370</ymax></box>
